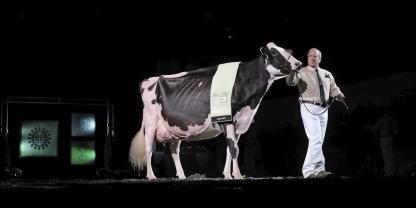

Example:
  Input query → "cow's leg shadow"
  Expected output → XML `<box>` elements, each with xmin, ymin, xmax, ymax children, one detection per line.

<box><xmin>169</xmin><ymin>140</ymin><xmax>186</xmax><ymax>179</ymax></box>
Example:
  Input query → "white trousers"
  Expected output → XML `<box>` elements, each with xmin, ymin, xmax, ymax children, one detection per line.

<box><xmin>300</xmin><ymin>103</ymin><xmax>328</xmax><ymax>178</ymax></box>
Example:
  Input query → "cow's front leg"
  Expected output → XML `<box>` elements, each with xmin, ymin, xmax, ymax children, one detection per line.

<box><xmin>223</xmin><ymin>147</ymin><xmax>232</xmax><ymax>179</ymax></box>
<box><xmin>169</xmin><ymin>140</ymin><xmax>186</xmax><ymax>179</ymax></box>
<box><xmin>232</xmin><ymin>134</ymin><xmax>242</xmax><ymax>179</ymax></box>
<box><xmin>223</xmin><ymin>124</ymin><xmax>242</xmax><ymax>179</ymax></box>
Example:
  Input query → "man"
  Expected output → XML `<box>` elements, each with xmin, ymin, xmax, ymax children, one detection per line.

<box><xmin>286</xmin><ymin>48</ymin><xmax>345</xmax><ymax>178</ymax></box>
<box><xmin>367</xmin><ymin>107</ymin><xmax>399</xmax><ymax>176</ymax></box>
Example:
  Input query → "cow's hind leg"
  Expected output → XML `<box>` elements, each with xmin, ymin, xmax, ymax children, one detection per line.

<box><xmin>144</xmin><ymin>125</ymin><xmax>157</xmax><ymax>179</ymax></box>
<box><xmin>169</xmin><ymin>140</ymin><xmax>186</xmax><ymax>179</ymax></box>
<box><xmin>142</xmin><ymin>108</ymin><xmax>157</xmax><ymax>179</ymax></box>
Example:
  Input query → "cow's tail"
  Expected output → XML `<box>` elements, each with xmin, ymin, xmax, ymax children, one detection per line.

<box><xmin>129</xmin><ymin>121</ymin><xmax>146</xmax><ymax>171</ymax></box>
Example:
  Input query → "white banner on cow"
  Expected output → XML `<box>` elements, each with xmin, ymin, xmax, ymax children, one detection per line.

<box><xmin>210</xmin><ymin>62</ymin><xmax>240</xmax><ymax>123</ymax></box>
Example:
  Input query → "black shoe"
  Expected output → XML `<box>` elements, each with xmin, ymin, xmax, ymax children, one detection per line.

<box><xmin>316</xmin><ymin>171</ymin><xmax>333</xmax><ymax>178</ymax></box>
<box><xmin>5</xmin><ymin>168</ymin><xmax>22</xmax><ymax>178</ymax></box>
<box><xmin>96</xmin><ymin>168</ymin><xmax>112</xmax><ymax>178</ymax></box>
<box><xmin>306</xmin><ymin>174</ymin><xmax>317</xmax><ymax>179</ymax></box>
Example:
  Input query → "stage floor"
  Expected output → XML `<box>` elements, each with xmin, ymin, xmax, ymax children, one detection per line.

<box><xmin>1</xmin><ymin>176</ymin><xmax>414</xmax><ymax>205</ymax></box>
<box><xmin>1</xmin><ymin>176</ymin><xmax>414</xmax><ymax>192</ymax></box>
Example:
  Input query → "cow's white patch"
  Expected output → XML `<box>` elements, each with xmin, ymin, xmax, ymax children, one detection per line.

<box><xmin>162</xmin><ymin>72</ymin><xmax>188</xmax><ymax>79</ymax></box>
<box><xmin>234</xmin><ymin>106</ymin><xmax>256</xmax><ymax>135</ymax></box>
<box><xmin>141</xmin><ymin>77</ymin><xmax>159</xmax><ymax>107</ymax></box>
<box><xmin>141</xmin><ymin>77</ymin><xmax>159</xmax><ymax>88</ymax></box>
<box><xmin>266</xmin><ymin>65</ymin><xmax>287</xmax><ymax>85</ymax></box>
<box><xmin>156</xmin><ymin>116</ymin><xmax>221</xmax><ymax>142</ymax></box>
<box><xmin>266</xmin><ymin>64</ymin><xmax>283</xmax><ymax>77</ymax></box>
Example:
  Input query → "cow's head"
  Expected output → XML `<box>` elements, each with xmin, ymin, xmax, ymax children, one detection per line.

<box><xmin>260</xmin><ymin>42</ymin><xmax>302</xmax><ymax>76</ymax></box>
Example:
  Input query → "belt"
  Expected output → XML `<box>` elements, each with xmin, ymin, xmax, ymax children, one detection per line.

<box><xmin>300</xmin><ymin>100</ymin><xmax>328</xmax><ymax>107</ymax></box>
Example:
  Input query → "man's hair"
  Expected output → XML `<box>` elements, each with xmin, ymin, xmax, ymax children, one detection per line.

<box><xmin>308</xmin><ymin>48</ymin><xmax>322</xmax><ymax>60</ymax></box>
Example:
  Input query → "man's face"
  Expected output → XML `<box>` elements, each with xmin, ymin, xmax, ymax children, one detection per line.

<box><xmin>307</xmin><ymin>50</ymin><xmax>321</xmax><ymax>68</ymax></box>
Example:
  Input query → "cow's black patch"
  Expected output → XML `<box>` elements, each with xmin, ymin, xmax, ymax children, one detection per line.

<box><xmin>139</xmin><ymin>81</ymin><xmax>145</xmax><ymax>95</ymax></box>
<box><xmin>226</xmin><ymin>138</ymin><xmax>237</xmax><ymax>158</ymax></box>
<box><xmin>148</xmin><ymin>82</ymin><xmax>156</xmax><ymax>91</ymax></box>
<box><xmin>156</xmin><ymin>66</ymin><xmax>217</xmax><ymax>131</ymax></box>
<box><xmin>231</xmin><ymin>56</ymin><xmax>269</xmax><ymax>114</ymax></box>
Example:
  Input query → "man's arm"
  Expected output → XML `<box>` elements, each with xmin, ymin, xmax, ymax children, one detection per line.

<box><xmin>329</xmin><ymin>73</ymin><xmax>344</xmax><ymax>99</ymax></box>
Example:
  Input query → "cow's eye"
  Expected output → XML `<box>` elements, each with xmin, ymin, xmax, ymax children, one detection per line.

<box><xmin>270</xmin><ymin>48</ymin><xmax>278</xmax><ymax>56</ymax></box>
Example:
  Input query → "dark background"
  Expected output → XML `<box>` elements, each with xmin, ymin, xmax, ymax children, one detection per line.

<box><xmin>3</xmin><ymin>2</ymin><xmax>415</xmax><ymax>95</ymax></box>
<box><xmin>1</xmin><ymin>2</ymin><xmax>415</xmax><ymax>177</ymax></box>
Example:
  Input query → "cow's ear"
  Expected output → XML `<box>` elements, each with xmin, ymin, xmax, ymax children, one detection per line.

<box><xmin>260</xmin><ymin>47</ymin><xmax>271</xmax><ymax>59</ymax></box>
<box><xmin>266</xmin><ymin>42</ymin><xmax>278</xmax><ymax>50</ymax></box>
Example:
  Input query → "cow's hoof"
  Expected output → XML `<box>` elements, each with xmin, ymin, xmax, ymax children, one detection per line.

<box><xmin>224</xmin><ymin>174</ymin><xmax>232</xmax><ymax>179</ymax></box>
<box><xmin>233</xmin><ymin>174</ymin><xmax>243</xmax><ymax>179</ymax></box>
<box><xmin>147</xmin><ymin>175</ymin><xmax>157</xmax><ymax>180</ymax></box>
<box><xmin>178</xmin><ymin>175</ymin><xmax>186</xmax><ymax>179</ymax></box>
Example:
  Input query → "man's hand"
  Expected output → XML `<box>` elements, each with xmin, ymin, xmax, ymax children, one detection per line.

<box><xmin>335</xmin><ymin>94</ymin><xmax>345</xmax><ymax>101</ymax></box>
<box><xmin>335</xmin><ymin>94</ymin><xmax>349</xmax><ymax>110</ymax></box>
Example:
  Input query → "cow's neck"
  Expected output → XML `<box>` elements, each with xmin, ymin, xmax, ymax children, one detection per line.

<box><xmin>232</xmin><ymin>56</ymin><xmax>271</xmax><ymax>111</ymax></box>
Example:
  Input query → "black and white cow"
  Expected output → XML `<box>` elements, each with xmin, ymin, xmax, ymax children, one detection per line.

<box><xmin>129</xmin><ymin>42</ymin><xmax>302</xmax><ymax>179</ymax></box>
